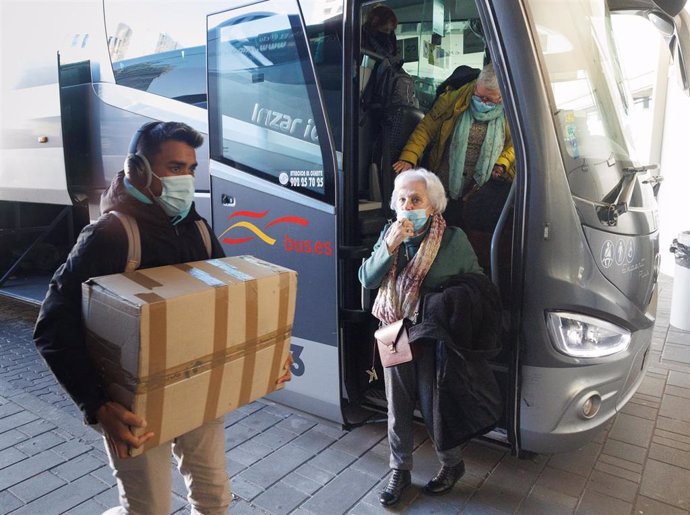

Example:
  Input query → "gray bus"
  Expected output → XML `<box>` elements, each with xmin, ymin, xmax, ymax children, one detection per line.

<box><xmin>2</xmin><ymin>0</ymin><xmax>688</xmax><ymax>455</ymax></box>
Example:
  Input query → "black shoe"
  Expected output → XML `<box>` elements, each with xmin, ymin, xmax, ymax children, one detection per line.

<box><xmin>379</xmin><ymin>469</ymin><xmax>411</xmax><ymax>506</ymax></box>
<box><xmin>423</xmin><ymin>461</ymin><xmax>465</xmax><ymax>495</ymax></box>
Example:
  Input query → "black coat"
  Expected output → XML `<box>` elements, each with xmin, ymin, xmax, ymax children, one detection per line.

<box><xmin>33</xmin><ymin>172</ymin><xmax>224</xmax><ymax>422</ymax></box>
<box><xmin>410</xmin><ymin>273</ymin><xmax>503</xmax><ymax>451</ymax></box>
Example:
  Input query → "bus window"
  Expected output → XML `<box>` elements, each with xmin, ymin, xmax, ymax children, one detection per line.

<box><xmin>610</xmin><ymin>13</ymin><xmax>667</xmax><ymax>164</ymax></box>
<box><xmin>207</xmin><ymin>6</ymin><xmax>335</xmax><ymax>204</ymax></box>
<box><xmin>104</xmin><ymin>1</ymin><xmax>226</xmax><ymax>106</ymax></box>
<box><xmin>111</xmin><ymin>46</ymin><xmax>207</xmax><ymax>107</ymax></box>
<box><xmin>306</xmin><ymin>29</ymin><xmax>343</xmax><ymax>152</ymax></box>
<box><xmin>357</xmin><ymin>1</ymin><xmax>492</xmax><ymax>208</ymax></box>
<box><xmin>360</xmin><ymin>1</ymin><xmax>486</xmax><ymax>110</ymax></box>
<box><xmin>528</xmin><ymin>0</ymin><xmax>656</xmax><ymax>222</ymax></box>
<box><xmin>400</xmin><ymin>17</ymin><xmax>486</xmax><ymax>110</ymax></box>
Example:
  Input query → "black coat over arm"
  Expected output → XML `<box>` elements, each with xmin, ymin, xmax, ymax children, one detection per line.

<box><xmin>410</xmin><ymin>273</ymin><xmax>504</xmax><ymax>451</ymax></box>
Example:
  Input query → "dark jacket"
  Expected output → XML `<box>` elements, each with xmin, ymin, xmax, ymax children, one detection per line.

<box><xmin>33</xmin><ymin>172</ymin><xmax>224</xmax><ymax>422</ymax></box>
<box><xmin>410</xmin><ymin>273</ymin><xmax>503</xmax><ymax>451</ymax></box>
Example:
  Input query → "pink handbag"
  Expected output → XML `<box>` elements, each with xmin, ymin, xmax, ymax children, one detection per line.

<box><xmin>375</xmin><ymin>319</ymin><xmax>413</xmax><ymax>368</ymax></box>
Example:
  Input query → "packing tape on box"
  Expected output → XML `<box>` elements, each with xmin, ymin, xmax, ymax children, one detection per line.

<box><xmin>125</xmin><ymin>271</ymin><xmax>164</xmax><ymax>290</ymax></box>
<box><xmin>86</xmin><ymin>325</ymin><xmax>292</xmax><ymax>394</ymax></box>
<box><xmin>239</xmin><ymin>278</ymin><xmax>259</xmax><ymax>406</ymax></box>
<box><xmin>176</xmin><ymin>260</ymin><xmax>264</xmax><ymax>409</ymax></box>
<box><xmin>206</xmin><ymin>258</ymin><xmax>255</xmax><ymax>281</ymax></box>
<box><xmin>205</xmin><ymin>282</ymin><xmax>229</xmax><ymax>421</ymax></box>
<box><xmin>136</xmin><ymin>292</ymin><xmax>168</xmax><ymax>442</ymax></box>
<box><xmin>173</xmin><ymin>262</ymin><xmax>232</xmax><ymax>421</ymax></box>
<box><xmin>170</xmin><ymin>261</ymin><xmax>294</xmax><ymax>418</ymax></box>
<box><xmin>88</xmin><ymin>323</ymin><xmax>291</xmax><ymax>449</ymax></box>
<box><xmin>269</xmin><ymin>272</ymin><xmax>291</xmax><ymax>392</ymax></box>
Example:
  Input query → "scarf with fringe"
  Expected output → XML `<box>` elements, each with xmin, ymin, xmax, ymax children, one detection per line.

<box><xmin>372</xmin><ymin>214</ymin><xmax>446</xmax><ymax>324</ymax></box>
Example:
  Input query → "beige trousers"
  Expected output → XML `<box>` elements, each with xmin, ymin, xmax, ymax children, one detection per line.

<box><xmin>102</xmin><ymin>417</ymin><xmax>231</xmax><ymax>515</ymax></box>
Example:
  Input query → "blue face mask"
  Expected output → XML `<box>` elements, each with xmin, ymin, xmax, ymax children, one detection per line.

<box><xmin>398</xmin><ymin>209</ymin><xmax>429</xmax><ymax>233</ymax></box>
<box><xmin>151</xmin><ymin>173</ymin><xmax>195</xmax><ymax>219</ymax></box>
<box><xmin>471</xmin><ymin>94</ymin><xmax>497</xmax><ymax>113</ymax></box>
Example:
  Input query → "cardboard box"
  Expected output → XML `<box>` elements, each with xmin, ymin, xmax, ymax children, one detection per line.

<box><xmin>82</xmin><ymin>255</ymin><xmax>296</xmax><ymax>456</ymax></box>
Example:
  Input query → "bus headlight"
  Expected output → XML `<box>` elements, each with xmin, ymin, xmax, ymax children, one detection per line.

<box><xmin>546</xmin><ymin>312</ymin><xmax>630</xmax><ymax>358</ymax></box>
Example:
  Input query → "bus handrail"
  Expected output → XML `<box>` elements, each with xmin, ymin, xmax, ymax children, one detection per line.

<box><xmin>490</xmin><ymin>179</ymin><xmax>517</xmax><ymax>288</ymax></box>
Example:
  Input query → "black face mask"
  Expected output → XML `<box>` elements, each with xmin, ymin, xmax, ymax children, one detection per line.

<box><xmin>370</xmin><ymin>31</ymin><xmax>397</xmax><ymax>57</ymax></box>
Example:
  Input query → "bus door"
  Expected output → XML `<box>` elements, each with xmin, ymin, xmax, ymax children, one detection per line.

<box><xmin>350</xmin><ymin>0</ymin><xmax>522</xmax><ymax>441</ymax></box>
<box><xmin>206</xmin><ymin>1</ymin><xmax>344</xmax><ymax>422</ymax></box>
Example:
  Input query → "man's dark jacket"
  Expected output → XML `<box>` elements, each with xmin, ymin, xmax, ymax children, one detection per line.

<box><xmin>410</xmin><ymin>272</ymin><xmax>503</xmax><ymax>451</ymax></box>
<box><xmin>33</xmin><ymin>172</ymin><xmax>224</xmax><ymax>422</ymax></box>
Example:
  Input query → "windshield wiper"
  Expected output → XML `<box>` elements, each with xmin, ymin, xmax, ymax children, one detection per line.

<box><xmin>598</xmin><ymin>164</ymin><xmax>658</xmax><ymax>226</ymax></box>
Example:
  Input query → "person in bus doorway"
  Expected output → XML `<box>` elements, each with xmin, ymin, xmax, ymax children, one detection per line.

<box><xmin>359</xmin><ymin>168</ymin><xmax>483</xmax><ymax>506</ymax></box>
<box><xmin>33</xmin><ymin>121</ymin><xmax>291</xmax><ymax>515</ymax></box>
<box><xmin>392</xmin><ymin>63</ymin><xmax>515</xmax><ymax>237</ymax></box>
<box><xmin>361</xmin><ymin>4</ymin><xmax>399</xmax><ymax>58</ymax></box>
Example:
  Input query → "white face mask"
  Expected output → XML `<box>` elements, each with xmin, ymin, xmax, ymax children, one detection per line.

<box><xmin>152</xmin><ymin>174</ymin><xmax>195</xmax><ymax>218</ymax></box>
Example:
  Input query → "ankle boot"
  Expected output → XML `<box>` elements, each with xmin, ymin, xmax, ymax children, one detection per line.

<box><xmin>379</xmin><ymin>468</ymin><xmax>411</xmax><ymax>506</ymax></box>
<box><xmin>423</xmin><ymin>460</ymin><xmax>465</xmax><ymax>495</ymax></box>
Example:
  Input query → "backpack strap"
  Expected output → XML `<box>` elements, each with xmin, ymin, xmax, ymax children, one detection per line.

<box><xmin>195</xmin><ymin>219</ymin><xmax>213</xmax><ymax>258</ymax></box>
<box><xmin>111</xmin><ymin>212</ymin><xmax>211</xmax><ymax>271</ymax></box>
<box><xmin>110</xmin><ymin>211</ymin><xmax>141</xmax><ymax>272</ymax></box>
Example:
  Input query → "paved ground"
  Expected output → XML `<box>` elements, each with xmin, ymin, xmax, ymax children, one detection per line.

<box><xmin>0</xmin><ymin>275</ymin><xmax>688</xmax><ymax>514</ymax></box>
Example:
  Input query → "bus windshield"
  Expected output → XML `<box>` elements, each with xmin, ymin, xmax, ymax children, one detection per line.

<box><xmin>527</xmin><ymin>0</ymin><xmax>641</xmax><ymax>205</ymax></box>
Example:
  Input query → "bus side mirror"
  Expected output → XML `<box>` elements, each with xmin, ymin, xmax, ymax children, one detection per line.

<box><xmin>649</xmin><ymin>0</ymin><xmax>686</xmax><ymax>17</ymax></box>
<box><xmin>673</xmin><ymin>9</ymin><xmax>690</xmax><ymax>93</ymax></box>
<box><xmin>646</xmin><ymin>8</ymin><xmax>690</xmax><ymax>93</ymax></box>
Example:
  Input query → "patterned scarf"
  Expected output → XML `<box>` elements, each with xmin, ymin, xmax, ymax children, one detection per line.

<box><xmin>448</xmin><ymin>100</ymin><xmax>505</xmax><ymax>199</ymax></box>
<box><xmin>372</xmin><ymin>214</ymin><xmax>446</xmax><ymax>324</ymax></box>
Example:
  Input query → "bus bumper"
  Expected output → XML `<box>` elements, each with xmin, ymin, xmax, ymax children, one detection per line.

<box><xmin>519</xmin><ymin>327</ymin><xmax>652</xmax><ymax>454</ymax></box>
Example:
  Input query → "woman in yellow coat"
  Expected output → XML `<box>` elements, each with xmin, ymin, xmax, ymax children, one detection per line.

<box><xmin>393</xmin><ymin>63</ymin><xmax>514</xmax><ymax>229</ymax></box>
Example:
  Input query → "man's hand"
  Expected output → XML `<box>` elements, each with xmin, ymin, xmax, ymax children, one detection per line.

<box><xmin>392</xmin><ymin>160</ymin><xmax>413</xmax><ymax>174</ymax></box>
<box><xmin>96</xmin><ymin>401</ymin><xmax>154</xmax><ymax>459</ymax></box>
<box><xmin>276</xmin><ymin>352</ymin><xmax>294</xmax><ymax>385</ymax></box>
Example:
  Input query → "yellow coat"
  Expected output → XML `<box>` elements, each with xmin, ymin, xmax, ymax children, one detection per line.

<box><xmin>398</xmin><ymin>80</ymin><xmax>515</xmax><ymax>179</ymax></box>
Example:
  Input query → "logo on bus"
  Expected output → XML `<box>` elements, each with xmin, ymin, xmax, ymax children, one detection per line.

<box><xmin>219</xmin><ymin>210</ymin><xmax>333</xmax><ymax>256</ymax></box>
<box><xmin>601</xmin><ymin>240</ymin><xmax>614</xmax><ymax>269</ymax></box>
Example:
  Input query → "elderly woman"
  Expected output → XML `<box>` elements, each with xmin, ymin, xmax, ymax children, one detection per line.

<box><xmin>359</xmin><ymin>168</ymin><xmax>482</xmax><ymax>506</ymax></box>
<box><xmin>393</xmin><ymin>63</ymin><xmax>514</xmax><ymax>230</ymax></box>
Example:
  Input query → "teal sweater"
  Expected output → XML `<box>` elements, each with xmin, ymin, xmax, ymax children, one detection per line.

<box><xmin>358</xmin><ymin>223</ymin><xmax>483</xmax><ymax>296</ymax></box>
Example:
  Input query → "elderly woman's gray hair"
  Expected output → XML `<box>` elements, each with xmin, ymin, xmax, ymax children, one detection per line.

<box><xmin>390</xmin><ymin>168</ymin><xmax>448</xmax><ymax>214</ymax></box>
<box><xmin>477</xmin><ymin>62</ymin><xmax>499</xmax><ymax>91</ymax></box>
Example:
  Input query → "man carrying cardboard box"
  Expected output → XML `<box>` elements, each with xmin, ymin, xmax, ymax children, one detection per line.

<box><xmin>34</xmin><ymin>121</ymin><xmax>289</xmax><ymax>514</ymax></box>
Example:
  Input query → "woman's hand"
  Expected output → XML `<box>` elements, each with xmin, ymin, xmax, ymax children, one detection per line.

<box><xmin>97</xmin><ymin>401</ymin><xmax>154</xmax><ymax>459</ymax></box>
<box><xmin>491</xmin><ymin>164</ymin><xmax>510</xmax><ymax>181</ymax></box>
<box><xmin>392</xmin><ymin>160</ymin><xmax>413</xmax><ymax>174</ymax></box>
<box><xmin>385</xmin><ymin>218</ymin><xmax>414</xmax><ymax>254</ymax></box>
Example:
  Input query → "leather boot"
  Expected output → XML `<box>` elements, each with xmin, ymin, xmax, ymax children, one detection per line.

<box><xmin>423</xmin><ymin>460</ymin><xmax>465</xmax><ymax>495</ymax></box>
<box><xmin>379</xmin><ymin>468</ymin><xmax>411</xmax><ymax>506</ymax></box>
